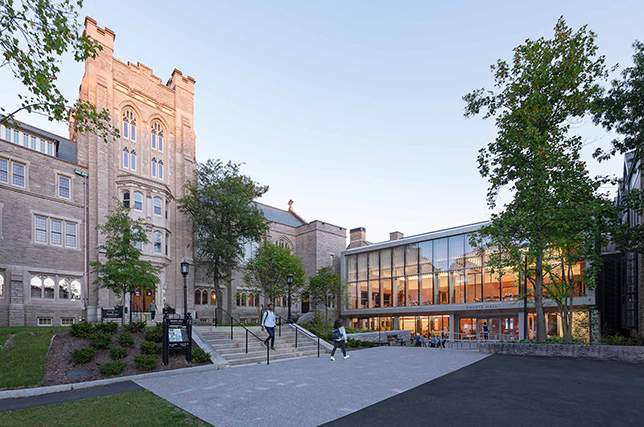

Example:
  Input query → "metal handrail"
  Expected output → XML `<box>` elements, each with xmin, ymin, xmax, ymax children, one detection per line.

<box><xmin>261</xmin><ymin>310</ymin><xmax>283</xmax><ymax>337</ymax></box>
<box><xmin>218</xmin><ymin>307</ymin><xmax>274</xmax><ymax>364</ymax></box>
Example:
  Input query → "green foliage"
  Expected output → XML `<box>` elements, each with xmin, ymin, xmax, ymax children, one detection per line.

<box><xmin>346</xmin><ymin>339</ymin><xmax>377</xmax><ymax>348</ymax></box>
<box><xmin>140</xmin><ymin>341</ymin><xmax>159</xmax><ymax>355</ymax></box>
<box><xmin>192</xmin><ymin>348</ymin><xmax>211</xmax><ymax>363</ymax></box>
<box><xmin>134</xmin><ymin>355</ymin><xmax>158</xmax><ymax>370</ymax></box>
<box><xmin>90</xmin><ymin>331</ymin><xmax>113</xmax><ymax>349</ymax></box>
<box><xmin>126</xmin><ymin>321</ymin><xmax>147</xmax><ymax>333</ymax></box>
<box><xmin>243</xmin><ymin>243</ymin><xmax>306</xmax><ymax>304</ymax></box>
<box><xmin>90</xmin><ymin>206</ymin><xmax>161</xmax><ymax>322</ymax></box>
<box><xmin>145</xmin><ymin>324</ymin><xmax>164</xmax><ymax>343</ymax></box>
<box><xmin>110</xmin><ymin>346</ymin><xmax>128</xmax><ymax>360</ymax></box>
<box><xmin>178</xmin><ymin>159</ymin><xmax>269</xmax><ymax>322</ymax></box>
<box><xmin>600</xmin><ymin>334</ymin><xmax>644</xmax><ymax>347</ymax></box>
<box><xmin>463</xmin><ymin>17</ymin><xmax>617</xmax><ymax>343</ymax></box>
<box><xmin>0</xmin><ymin>0</ymin><xmax>116</xmax><ymax>141</ymax></box>
<box><xmin>117</xmin><ymin>331</ymin><xmax>134</xmax><ymax>347</ymax></box>
<box><xmin>70</xmin><ymin>321</ymin><xmax>95</xmax><ymax>338</ymax></box>
<box><xmin>307</xmin><ymin>267</ymin><xmax>346</xmax><ymax>318</ymax></box>
<box><xmin>95</xmin><ymin>322</ymin><xmax>119</xmax><ymax>335</ymax></box>
<box><xmin>97</xmin><ymin>360</ymin><xmax>126</xmax><ymax>376</ymax></box>
<box><xmin>70</xmin><ymin>346</ymin><xmax>97</xmax><ymax>364</ymax></box>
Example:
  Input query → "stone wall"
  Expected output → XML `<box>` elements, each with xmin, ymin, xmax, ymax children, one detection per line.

<box><xmin>347</xmin><ymin>329</ymin><xmax>411</xmax><ymax>343</ymax></box>
<box><xmin>479</xmin><ymin>342</ymin><xmax>644</xmax><ymax>363</ymax></box>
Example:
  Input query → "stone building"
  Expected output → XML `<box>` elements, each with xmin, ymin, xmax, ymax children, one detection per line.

<box><xmin>194</xmin><ymin>201</ymin><xmax>347</xmax><ymax>324</ymax></box>
<box><xmin>0</xmin><ymin>121</ymin><xmax>87</xmax><ymax>327</ymax></box>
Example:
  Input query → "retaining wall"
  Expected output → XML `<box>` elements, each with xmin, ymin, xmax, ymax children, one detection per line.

<box><xmin>347</xmin><ymin>330</ymin><xmax>411</xmax><ymax>343</ymax></box>
<box><xmin>479</xmin><ymin>342</ymin><xmax>644</xmax><ymax>363</ymax></box>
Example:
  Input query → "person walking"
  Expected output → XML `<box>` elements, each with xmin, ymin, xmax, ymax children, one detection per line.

<box><xmin>482</xmin><ymin>322</ymin><xmax>489</xmax><ymax>340</ymax></box>
<box><xmin>330</xmin><ymin>319</ymin><xmax>350</xmax><ymax>361</ymax></box>
<box><xmin>261</xmin><ymin>304</ymin><xmax>276</xmax><ymax>350</ymax></box>
<box><xmin>149</xmin><ymin>301</ymin><xmax>157</xmax><ymax>320</ymax></box>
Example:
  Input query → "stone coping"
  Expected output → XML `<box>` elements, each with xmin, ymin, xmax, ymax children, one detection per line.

<box><xmin>479</xmin><ymin>342</ymin><xmax>644</xmax><ymax>363</ymax></box>
<box><xmin>0</xmin><ymin>364</ymin><xmax>218</xmax><ymax>400</ymax></box>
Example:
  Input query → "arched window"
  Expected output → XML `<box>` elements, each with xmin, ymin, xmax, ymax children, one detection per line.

<box><xmin>276</xmin><ymin>238</ymin><xmax>291</xmax><ymax>250</ymax></box>
<box><xmin>123</xmin><ymin>191</ymin><xmax>130</xmax><ymax>208</ymax></box>
<box><xmin>248</xmin><ymin>293</ymin><xmax>254</xmax><ymax>307</ymax></box>
<box><xmin>202</xmin><ymin>290</ymin><xmax>208</xmax><ymax>305</ymax></box>
<box><xmin>30</xmin><ymin>276</ymin><xmax>43</xmax><ymax>298</ymax></box>
<box><xmin>130</xmin><ymin>151</ymin><xmax>137</xmax><ymax>171</ymax></box>
<box><xmin>236</xmin><ymin>294</ymin><xmax>241</xmax><ymax>306</ymax></box>
<box><xmin>241</xmin><ymin>293</ymin><xmax>246</xmax><ymax>307</ymax></box>
<box><xmin>151</xmin><ymin>159</ymin><xmax>157</xmax><ymax>177</ymax></box>
<box><xmin>123</xmin><ymin>109</ymin><xmax>136</xmax><ymax>141</ymax></box>
<box><xmin>134</xmin><ymin>192</ymin><xmax>143</xmax><ymax>211</ymax></box>
<box><xmin>194</xmin><ymin>289</ymin><xmax>201</xmax><ymax>305</ymax></box>
<box><xmin>158</xmin><ymin>161</ymin><xmax>163</xmax><ymax>180</ymax></box>
<box><xmin>123</xmin><ymin>149</ymin><xmax>129</xmax><ymax>168</ymax></box>
<box><xmin>153</xmin><ymin>197</ymin><xmax>162</xmax><ymax>216</ymax></box>
<box><xmin>151</xmin><ymin>121</ymin><xmax>163</xmax><ymax>152</ymax></box>
<box><xmin>70</xmin><ymin>279</ymin><xmax>81</xmax><ymax>301</ymax></box>
<box><xmin>255</xmin><ymin>294</ymin><xmax>260</xmax><ymax>307</ymax></box>
<box><xmin>43</xmin><ymin>277</ymin><xmax>55</xmax><ymax>299</ymax></box>
<box><xmin>211</xmin><ymin>291</ymin><xmax>217</xmax><ymax>305</ymax></box>
<box><xmin>276</xmin><ymin>297</ymin><xmax>281</xmax><ymax>306</ymax></box>
<box><xmin>153</xmin><ymin>231</ymin><xmax>162</xmax><ymax>253</ymax></box>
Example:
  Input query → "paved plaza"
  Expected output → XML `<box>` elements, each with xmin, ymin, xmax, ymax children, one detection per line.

<box><xmin>135</xmin><ymin>347</ymin><xmax>488</xmax><ymax>427</ymax></box>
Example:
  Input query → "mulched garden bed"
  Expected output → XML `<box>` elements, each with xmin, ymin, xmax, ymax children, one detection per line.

<box><xmin>42</xmin><ymin>329</ymin><xmax>209</xmax><ymax>386</ymax></box>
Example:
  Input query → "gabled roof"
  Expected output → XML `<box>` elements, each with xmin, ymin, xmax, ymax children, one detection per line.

<box><xmin>256</xmin><ymin>202</ymin><xmax>307</xmax><ymax>228</ymax></box>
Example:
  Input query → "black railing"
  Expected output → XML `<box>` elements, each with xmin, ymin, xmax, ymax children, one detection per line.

<box><xmin>219</xmin><ymin>307</ymin><xmax>272</xmax><ymax>365</ymax></box>
<box><xmin>273</xmin><ymin>313</ymin><xmax>322</xmax><ymax>357</ymax></box>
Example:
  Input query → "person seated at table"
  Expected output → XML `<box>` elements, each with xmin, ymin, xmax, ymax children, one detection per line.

<box><xmin>430</xmin><ymin>336</ymin><xmax>438</xmax><ymax>347</ymax></box>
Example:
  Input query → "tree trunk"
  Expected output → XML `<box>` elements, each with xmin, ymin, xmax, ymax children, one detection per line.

<box><xmin>129</xmin><ymin>291</ymin><xmax>133</xmax><ymax>324</ymax></box>
<box><xmin>534</xmin><ymin>251</ymin><xmax>546</xmax><ymax>343</ymax></box>
<box><xmin>214</xmin><ymin>272</ymin><xmax>222</xmax><ymax>325</ymax></box>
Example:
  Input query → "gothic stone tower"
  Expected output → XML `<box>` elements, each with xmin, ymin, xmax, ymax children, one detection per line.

<box><xmin>74</xmin><ymin>17</ymin><xmax>197</xmax><ymax>320</ymax></box>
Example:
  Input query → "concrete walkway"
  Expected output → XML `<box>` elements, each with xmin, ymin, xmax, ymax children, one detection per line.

<box><xmin>135</xmin><ymin>347</ymin><xmax>488</xmax><ymax>427</ymax></box>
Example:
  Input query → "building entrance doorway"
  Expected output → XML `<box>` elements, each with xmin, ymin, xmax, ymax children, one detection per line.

<box><xmin>133</xmin><ymin>287</ymin><xmax>155</xmax><ymax>311</ymax></box>
<box><xmin>301</xmin><ymin>294</ymin><xmax>310</xmax><ymax>313</ymax></box>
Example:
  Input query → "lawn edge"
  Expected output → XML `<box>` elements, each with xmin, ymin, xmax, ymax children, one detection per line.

<box><xmin>0</xmin><ymin>364</ymin><xmax>219</xmax><ymax>400</ymax></box>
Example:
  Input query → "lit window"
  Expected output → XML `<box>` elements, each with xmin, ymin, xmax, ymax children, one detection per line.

<box><xmin>66</xmin><ymin>223</ymin><xmax>77</xmax><ymax>248</ymax></box>
<box><xmin>51</xmin><ymin>219</ymin><xmax>62</xmax><ymax>245</ymax></box>
<box><xmin>61</xmin><ymin>317</ymin><xmax>75</xmax><ymax>326</ymax></box>
<box><xmin>59</xmin><ymin>176</ymin><xmax>70</xmax><ymax>198</ymax></box>
<box><xmin>151</xmin><ymin>159</ymin><xmax>157</xmax><ymax>177</ymax></box>
<box><xmin>12</xmin><ymin>163</ymin><xmax>25</xmax><ymax>187</ymax></box>
<box><xmin>35</xmin><ymin>216</ymin><xmax>47</xmax><ymax>243</ymax></box>
<box><xmin>154</xmin><ymin>198</ymin><xmax>162</xmax><ymax>216</ymax></box>
<box><xmin>123</xmin><ymin>149</ymin><xmax>129</xmax><ymax>168</ymax></box>
<box><xmin>123</xmin><ymin>191</ymin><xmax>130</xmax><ymax>208</ymax></box>
<box><xmin>38</xmin><ymin>318</ymin><xmax>53</xmax><ymax>326</ymax></box>
<box><xmin>0</xmin><ymin>159</ymin><xmax>7</xmax><ymax>183</ymax></box>
<box><xmin>153</xmin><ymin>231</ymin><xmax>162</xmax><ymax>253</ymax></box>
<box><xmin>31</xmin><ymin>136</ymin><xmax>36</xmax><ymax>150</ymax></box>
<box><xmin>134</xmin><ymin>192</ymin><xmax>143</xmax><ymax>211</ymax></box>
<box><xmin>130</xmin><ymin>152</ymin><xmax>136</xmax><ymax>171</ymax></box>
<box><xmin>158</xmin><ymin>162</ymin><xmax>163</xmax><ymax>179</ymax></box>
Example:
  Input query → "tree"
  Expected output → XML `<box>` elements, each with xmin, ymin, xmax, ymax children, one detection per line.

<box><xmin>0</xmin><ymin>0</ymin><xmax>115</xmax><ymax>140</ymax></box>
<box><xmin>307</xmin><ymin>266</ymin><xmax>346</xmax><ymax>320</ymax></box>
<box><xmin>243</xmin><ymin>243</ymin><xmax>306</xmax><ymax>319</ymax></box>
<box><xmin>178</xmin><ymin>159</ymin><xmax>269</xmax><ymax>324</ymax></box>
<box><xmin>464</xmin><ymin>17</ymin><xmax>610</xmax><ymax>342</ymax></box>
<box><xmin>90</xmin><ymin>205</ymin><xmax>161</xmax><ymax>323</ymax></box>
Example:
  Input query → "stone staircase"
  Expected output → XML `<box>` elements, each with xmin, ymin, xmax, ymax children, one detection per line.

<box><xmin>195</xmin><ymin>325</ymin><xmax>328</xmax><ymax>366</ymax></box>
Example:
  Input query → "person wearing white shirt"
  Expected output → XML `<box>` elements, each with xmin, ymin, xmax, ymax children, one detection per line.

<box><xmin>261</xmin><ymin>303</ymin><xmax>277</xmax><ymax>350</ymax></box>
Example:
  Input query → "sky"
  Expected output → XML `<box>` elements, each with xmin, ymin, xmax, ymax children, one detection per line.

<box><xmin>1</xmin><ymin>0</ymin><xmax>642</xmax><ymax>243</ymax></box>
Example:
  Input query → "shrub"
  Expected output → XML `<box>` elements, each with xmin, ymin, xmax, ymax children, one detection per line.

<box><xmin>110</xmin><ymin>346</ymin><xmax>128</xmax><ymax>360</ymax></box>
<box><xmin>95</xmin><ymin>322</ymin><xmax>119</xmax><ymax>334</ymax></box>
<box><xmin>347</xmin><ymin>338</ymin><xmax>376</xmax><ymax>348</ymax></box>
<box><xmin>192</xmin><ymin>348</ymin><xmax>211</xmax><ymax>363</ymax></box>
<box><xmin>134</xmin><ymin>354</ymin><xmax>157</xmax><ymax>370</ymax></box>
<box><xmin>97</xmin><ymin>360</ymin><xmax>127</xmax><ymax>375</ymax></box>
<box><xmin>70</xmin><ymin>346</ymin><xmax>97</xmax><ymax>364</ymax></box>
<box><xmin>118</xmin><ymin>331</ymin><xmax>134</xmax><ymax>347</ymax></box>
<box><xmin>140</xmin><ymin>340</ymin><xmax>159</xmax><ymax>355</ymax></box>
<box><xmin>126</xmin><ymin>321</ymin><xmax>147</xmax><ymax>333</ymax></box>
<box><xmin>90</xmin><ymin>331</ymin><xmax>113</xmax><ymax>349</ymax></box>
<box><xmin>70</xmin><ymin>322</ymin><xmax>95</xmax><ymax>338</ymax></box>
<box><xmin>145</xmin><ymin>324</ymin><xmax>164</xmax><ymax>343</ymax></box>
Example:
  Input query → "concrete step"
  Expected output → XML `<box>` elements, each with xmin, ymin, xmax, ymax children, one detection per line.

<box><xmin>228</xmin><ymin>349</ymin><xmax>322</xmax><ymax>366</ymax></box>
<box><xmin>222</xmin><ymin>346</ymin><xmax>319</xmax><ymax>360</ymax></box>
<box><xmin>216</xmin><ymin>344</ymin><xmax>319</xmax><ymax>356</ymax></box>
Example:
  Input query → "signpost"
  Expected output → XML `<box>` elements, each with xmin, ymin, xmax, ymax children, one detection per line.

<box><xmin>101</xmin><ymin>307</ymin><xmax>123</xmax><ymax>322</ymax></box>
<box><xmin>162</xmin><ymin>308</ymin><xmax>192</xmax><ymax>365</ymax></box>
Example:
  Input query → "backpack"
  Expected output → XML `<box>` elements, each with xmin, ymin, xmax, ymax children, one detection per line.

<box><xmin>332</xmin><ymin>328</ymin><xmax>341</xmax><ymax>341</ymax></box>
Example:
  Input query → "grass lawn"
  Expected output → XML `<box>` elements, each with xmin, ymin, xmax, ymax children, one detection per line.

<box><xmin>0</xmin><ymin>390</ymin><xmax>212</xmax><ymax>426</ymax></box>
<box><xmin>0</xmin><ymin>327</ymin><xmax>67</xmax><ymax>390</ymax></box>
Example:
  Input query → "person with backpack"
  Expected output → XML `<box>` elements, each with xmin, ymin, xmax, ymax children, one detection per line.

<box><xmin>330</xmin><ymin>319</ymin><xmax>349</xmax><ymax>361</ymax></box>
<box><xmin>482</xmin><ymin>322</ymin><xmax>489</xmax><ymax>340</ymax></box>
<box><xmin>261</xmin><ymin>304</ymin><xmax>276</xmax><ymax>350</ymax></box>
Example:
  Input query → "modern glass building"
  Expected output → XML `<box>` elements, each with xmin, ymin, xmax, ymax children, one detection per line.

<box><xmin>341</xmin><ymin>222</ymin><xmax>595</xmax><ymax>340</ymax></box>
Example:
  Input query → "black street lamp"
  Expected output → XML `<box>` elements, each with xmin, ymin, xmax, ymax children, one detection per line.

<box><xmin>181</xmin><ymin>261</ymin><xmax>190</xmax><ymax>319</ymax></box>
<box><xmin>286</xmin><ymin>274</ymin><xmax>293</xmax><ymax>323</ymax></box>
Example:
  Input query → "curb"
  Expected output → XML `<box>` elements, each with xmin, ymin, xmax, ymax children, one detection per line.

<box><xmin>0</xmin><ymin>364</ymin><xmax>218</xmax><ymax>400</ymax></box>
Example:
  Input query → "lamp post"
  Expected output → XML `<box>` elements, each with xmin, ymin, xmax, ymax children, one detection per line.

<box><xmin>181</xmin><ymin>261</ymin><xmax>190</xmax><ymax>320</ymax></box>
<box><xmin>74</xmin><ymin>169</ymin><xmax>88</xmax><ymax>321</ymax></box>
<box><xmin>523</xmin><ymin>253</ymin><xmax>528</xmax><ymax>340</ymax></box>
<box><xmin>286</xmin><ymin>274</ymin><xmax>293</xmax><ymax>323</ymax></box>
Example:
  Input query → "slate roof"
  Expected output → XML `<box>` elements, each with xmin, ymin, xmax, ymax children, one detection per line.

<box><xmin>256</xmin><ymin>202</ymin><xmax>307</xmax><ymax>227</ymax></box>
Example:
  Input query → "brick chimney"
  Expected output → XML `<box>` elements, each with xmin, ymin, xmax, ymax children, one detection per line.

<box><xmin>348</xmin><ymin>227</ymin><xmax>368</xmax><ymax>249</ymax></box>
<box><xmin>390</xmin><ymin>231</ymin><xmax>404</xmax><ymax>241</ymax></box>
